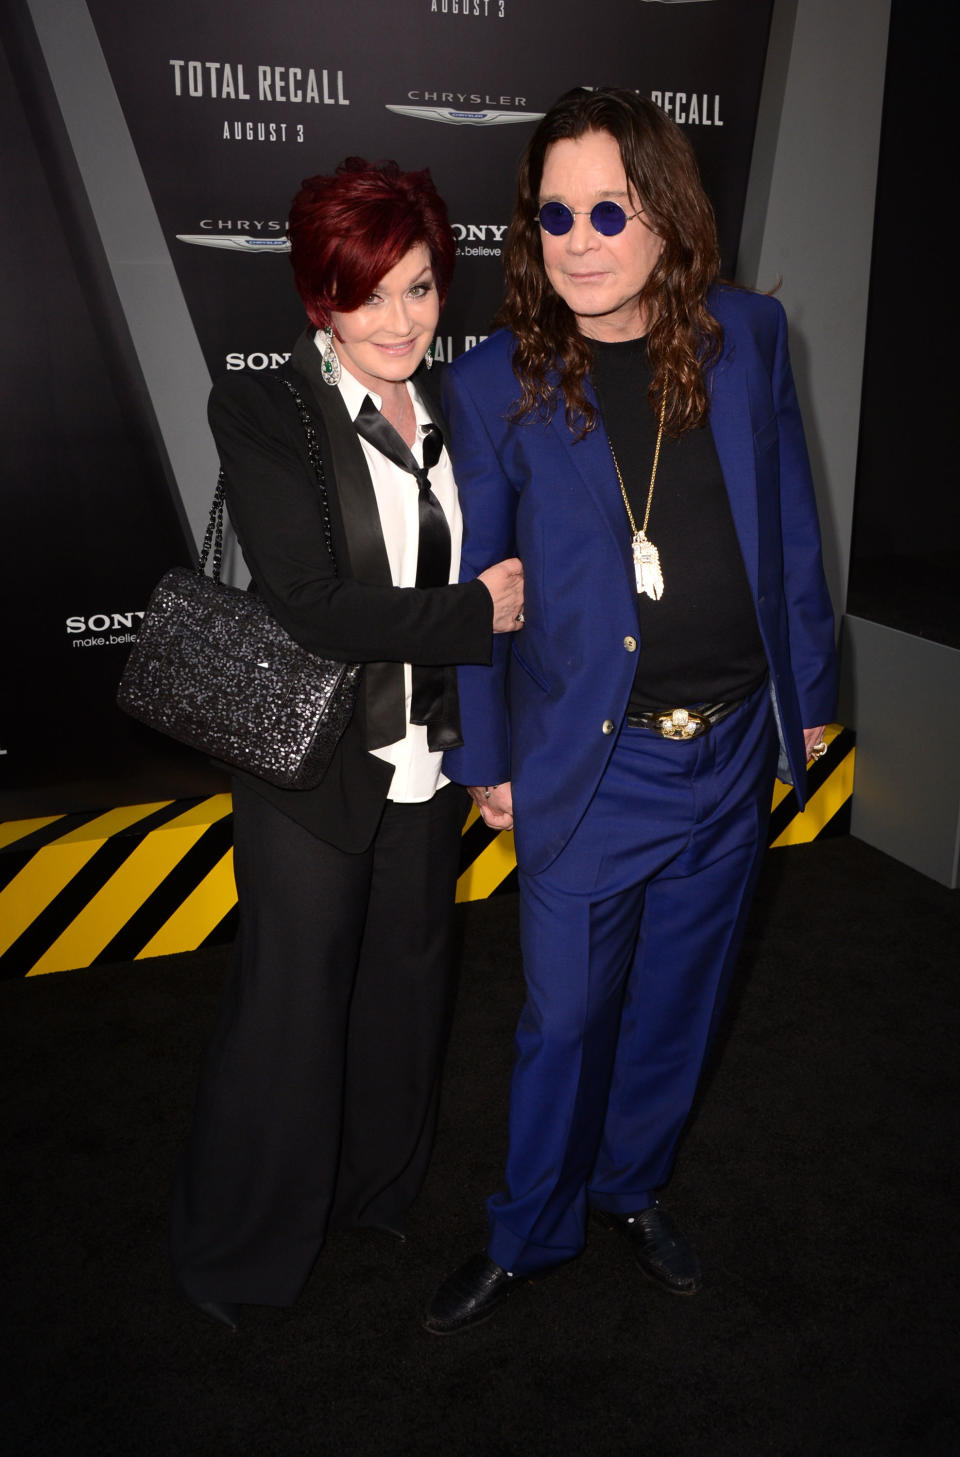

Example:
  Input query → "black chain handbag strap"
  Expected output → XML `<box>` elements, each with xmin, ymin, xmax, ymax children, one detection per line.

<box><xmin>278</xmin><ymin>378</ymin><xmax>339</xmax><ymax>571</ymax></box>
<box><xmin>197</xmin><ymin>472</ymin><xmax>227</xmax><ymax>581</ymax></box>
<box><xmin>198</xmin><ymin>376</ymin><xmax>337</xmax><ymax>583</ymax></box>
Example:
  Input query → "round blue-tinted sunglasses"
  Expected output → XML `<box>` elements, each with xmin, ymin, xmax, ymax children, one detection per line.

<box><xmin>536</xmin><ymin>200</ymin><xmax>642</xmax><ymax>236</ymax></box>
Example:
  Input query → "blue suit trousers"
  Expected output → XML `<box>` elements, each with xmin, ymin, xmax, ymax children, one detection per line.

<box><xmin>487</xmin><ymin>685</ymin><xmax>779</xmax><ymax>1275</ymax></box>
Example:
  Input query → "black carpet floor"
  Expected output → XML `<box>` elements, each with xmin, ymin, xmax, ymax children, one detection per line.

<box><xmin>3</xmin><ymin>836</ymin><xmax>958</xmax><ymax>1457</ymax></box>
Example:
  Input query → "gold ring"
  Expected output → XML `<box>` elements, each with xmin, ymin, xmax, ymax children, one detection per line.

<box><xmin>810</xmin><ymin>741</ymin><xmax>827</xmax><ymax>760</ymax></box>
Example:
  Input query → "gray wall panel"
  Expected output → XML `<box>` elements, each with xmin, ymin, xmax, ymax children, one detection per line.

<box><xmin>26</xmin><ymin>0</ymin><xmax>218</xmax><ymax>551</ymax></box>
<box><xmin>839</xmin><ymin>617</ymin><xmax>960</xmax><ymax>888</ymax></box>
<box><xmin>738</xmin><ymin>0</ymin><xmax>890</xmax><ymax>622</ymax></box>
<box><xmin>736</xmin><ymin>2</ymin><xmax>960</xmax><ymax>887</ymax></box>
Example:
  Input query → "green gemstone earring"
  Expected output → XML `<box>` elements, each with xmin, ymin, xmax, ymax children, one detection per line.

<box><xmin>319</xmin><ymin>325</ymin><xmax>341</xmax><ymax>387</ymax></box>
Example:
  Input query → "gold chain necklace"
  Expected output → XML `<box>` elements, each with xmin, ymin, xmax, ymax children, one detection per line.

<box><xmin>607</xmin><ymin>389</ymin><xmax>667</xmax><ymax>600</ymax></box>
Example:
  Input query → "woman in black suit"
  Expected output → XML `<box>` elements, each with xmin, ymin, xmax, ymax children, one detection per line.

<box><xmin>169</xmin><ymin>158</ymin><xmax>524</xmax><ymax>1330</ymax></box>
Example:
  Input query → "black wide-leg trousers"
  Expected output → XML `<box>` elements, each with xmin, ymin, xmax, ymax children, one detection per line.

<box><xmin>170</xmin><ymin>777</ymin><xmax>467</xmax><ymax>1307</ymax></box>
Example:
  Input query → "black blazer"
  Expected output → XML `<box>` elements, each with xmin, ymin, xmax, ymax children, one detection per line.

<box><xmin>208</xmin><ymin>329</ymin><xmax>493</xmax><ymax>851</ymax></box>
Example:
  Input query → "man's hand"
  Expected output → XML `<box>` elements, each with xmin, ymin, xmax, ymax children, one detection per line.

<box><xmin>803</xmin><ymin>725</ymin><xmax>828</xmax><ymax>761</ymax></box>
<box><xmin>467</xmin><ymin>781</ymin><xmax>514</xmax><ymax>830</ymax></box>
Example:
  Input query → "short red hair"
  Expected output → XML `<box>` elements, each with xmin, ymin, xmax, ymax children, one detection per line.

<box><xmin>288</xmin><ymin>157</ymin><xmax>456</xmax><ymax>328</ymax></box>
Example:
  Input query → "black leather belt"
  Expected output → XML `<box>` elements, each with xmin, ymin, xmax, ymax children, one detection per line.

<box><xmin>625</xmin><ymin>698</ymin><xmax>746</xmax><ymax>741</ymax></box>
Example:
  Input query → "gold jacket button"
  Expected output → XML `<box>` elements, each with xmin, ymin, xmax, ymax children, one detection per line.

<box><xmin>623</xmin><ymin>636</ymin><xmax>637</xmax><ymax>652</ymax></box>
<box><xmin>602</xmin><ymin>719</ymin><xmax>616</xmax><ymax>735</ymax></box>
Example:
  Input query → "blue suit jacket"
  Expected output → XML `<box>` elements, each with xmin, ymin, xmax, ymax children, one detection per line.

<box><xmin>443</xmin><ymin>287</ymin><xmax>837</xmax><ymax>874</ymax></box>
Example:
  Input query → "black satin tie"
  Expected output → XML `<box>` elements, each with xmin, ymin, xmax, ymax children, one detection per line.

<box><xmin>354</xmin><ymin>394</ymin><xmax>461</xmax><ymax>750</ymax></box>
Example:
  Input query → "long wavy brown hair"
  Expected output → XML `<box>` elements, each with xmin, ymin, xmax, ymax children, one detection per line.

<box><xmin>497</xmin><ymin>87</ymin><xmax>723</xmax><ymax>439</ymax></box>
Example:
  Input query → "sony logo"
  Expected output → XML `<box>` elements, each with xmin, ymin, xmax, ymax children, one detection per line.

<box><xmin>451</xmin><ymin>223</ymin><xmax>508</xmax><ymax>241</ymax></box>
<box><xmin>66</xmin><ymin>612</ymin><xmax>145</xmax><ymax>633</ymax></box>
<box><xmin>225</xmin><ymin>352</ymin><xmax>293</xmax><ymax>370</ymax></box>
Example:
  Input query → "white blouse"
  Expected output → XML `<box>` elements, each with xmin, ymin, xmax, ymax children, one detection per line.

<box><xmin>334</xmin><ymin>356</ymin><xmax>463</xmax><ymax>803</ymax></box>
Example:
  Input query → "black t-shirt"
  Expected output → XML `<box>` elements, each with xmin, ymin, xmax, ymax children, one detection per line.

<box><xmin>590</xmin><ymin>336</ymin><xmax>767</xmax><ymax>712</ymax></box>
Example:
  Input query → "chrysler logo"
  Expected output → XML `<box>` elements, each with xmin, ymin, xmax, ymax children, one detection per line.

<box><xmin>176</xmin><ymin>234</ymin><xmax>291</xmax><ymax>253</ymax></box>
<box><xmin>385</xmin><ymin>104</ymin><xmax>543</xmax><ymax>127</ymax></box>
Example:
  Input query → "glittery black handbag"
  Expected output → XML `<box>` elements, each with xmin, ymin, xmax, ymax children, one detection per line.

<box><xmin>117</xmin><ymin>380</ymin><xmax>360</xmax><ymax>790</ymax></box>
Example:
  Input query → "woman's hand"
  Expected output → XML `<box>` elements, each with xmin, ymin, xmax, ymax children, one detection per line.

<box><xmin>467</xmin><ymin>781</ymin><xmax>514</xmax><ymax>830</ymax></box>
<box><xmin>477</xmin><ymin>558</ymin><xmax>524</xmax><ymax>633</ymax></box>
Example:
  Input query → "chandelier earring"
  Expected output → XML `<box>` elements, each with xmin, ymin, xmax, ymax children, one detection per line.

<box><xmin>319</xmin><ymin>325</ymin><xmax>341</xmax><ymax>387</ymax></box>
<box><xmin>424</xmin><ymin>341</ymin><xmax>434</xmax><ymax>371</ymax></box>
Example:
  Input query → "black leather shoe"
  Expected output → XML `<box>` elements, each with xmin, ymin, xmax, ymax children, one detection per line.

<box><xmin>596</xmin><ymin>1202</ymin><xmax>701</xmax><ymax>1295</ymax></box>
<box><xmin>190</xmin><ymin>1297</ymin><xmax>241</xmax><ymax>1331</ymax></box>
<box><xmin>423</xmin><ymin>1253</ymin><xmax>523</xmax><ymax>1334</ymax></box>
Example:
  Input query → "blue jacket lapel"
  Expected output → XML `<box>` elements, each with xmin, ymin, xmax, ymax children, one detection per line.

<box><xmin>706</xmin><ymin>342</ymin><xmax>760</xmax><ymax>597</ymax></box>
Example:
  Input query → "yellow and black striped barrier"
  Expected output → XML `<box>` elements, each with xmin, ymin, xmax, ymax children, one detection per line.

<box><xmin>0</xmin><ymin>725</ymin><xmax>853</xmax><ymax>978</ymax></box>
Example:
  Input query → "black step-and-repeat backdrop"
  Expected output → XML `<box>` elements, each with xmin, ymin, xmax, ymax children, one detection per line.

<box><xmin>2</xmin><ymin>0</ymin><xmax>773</xmax><ymax>815</ymax></box>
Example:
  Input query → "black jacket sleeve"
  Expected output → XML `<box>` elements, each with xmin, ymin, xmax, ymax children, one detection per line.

<box><xmin>208</xmin><ymin>372</ymin><xmax>493</xmax><ymax>667</ymax></box>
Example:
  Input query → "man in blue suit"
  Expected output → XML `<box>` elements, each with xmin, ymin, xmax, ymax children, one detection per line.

<box><xmin>424</xmin><ymin>88</ymin><xmax>836</xmax><ymax>1334</ymax></box>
